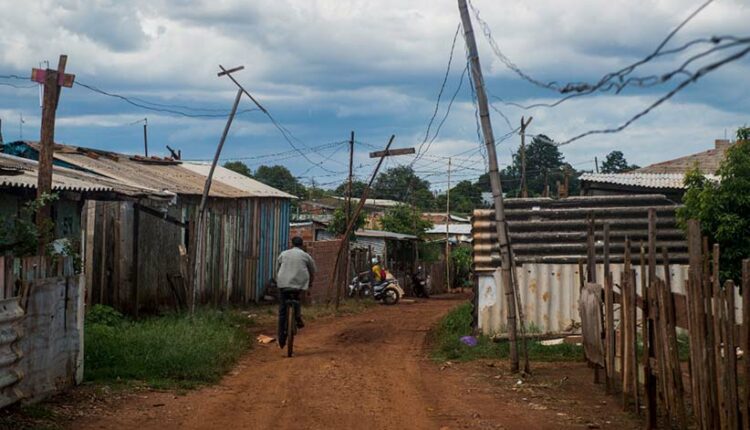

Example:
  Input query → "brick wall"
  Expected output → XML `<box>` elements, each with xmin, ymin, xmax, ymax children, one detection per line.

<box><xmin>305</xmin><ymin>239</ymin><xmax>345</xmax><ymax>304</ymax></box>
<box><xmin>290</xmin><ymin>224</ymin><xmax>314</xmax><ymax>243</ymax></box>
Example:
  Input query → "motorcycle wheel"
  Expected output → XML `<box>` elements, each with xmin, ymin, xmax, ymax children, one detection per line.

<box><xmin>359</xmin><ymin>285</ymin><xmax>372</xmax><ymax>298</ymax></box>
<box><xmin>382</xmin><ymin>287</ymin><xmax>399</xmax><ymax>305</ymax></box>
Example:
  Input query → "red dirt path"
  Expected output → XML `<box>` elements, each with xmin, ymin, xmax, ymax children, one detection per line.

<box><xmin>73</xmin><ymin>296</ymin><xmax>640</xmax><ymax>430</ymax></box>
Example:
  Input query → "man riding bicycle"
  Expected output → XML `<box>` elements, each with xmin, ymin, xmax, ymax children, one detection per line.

<box><xmin>275</xmin><ymin>236</ymin><xmax>317</xmax><ymax>349</ymax></box>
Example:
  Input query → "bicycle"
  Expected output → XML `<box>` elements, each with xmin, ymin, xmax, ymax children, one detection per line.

<box><xmin>285</xmin><ymin>297</ymin><xmax>300</xmax><ymax>357</ymax></box>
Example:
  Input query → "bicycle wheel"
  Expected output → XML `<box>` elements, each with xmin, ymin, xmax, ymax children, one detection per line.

<box><xmin>287</xmin><ymin>304</ymin><xmax>295</xmax><ymax>357</ymax></box>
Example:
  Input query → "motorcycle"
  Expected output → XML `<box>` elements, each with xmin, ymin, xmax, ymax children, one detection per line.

<box><xmin>411</xmin><ymin>269</ymin><xmax>430</xmax><ymax>298</ymax></box>
<box><xmin>348</xmin><ymin>271</ymin><xmax>404</xmax><ymax>305</ymax></box>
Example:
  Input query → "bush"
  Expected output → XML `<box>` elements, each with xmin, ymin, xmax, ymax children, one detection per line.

<box><xmin>85</xmin><ymin>309</ymin><xmax>251</xmax><ymax>388</ymax></box>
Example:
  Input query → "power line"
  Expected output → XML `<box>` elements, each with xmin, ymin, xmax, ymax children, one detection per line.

<box><xmin>74</xmin><ymin>80</ymin><xmax>261</xmax><ymax>118</ymax></box>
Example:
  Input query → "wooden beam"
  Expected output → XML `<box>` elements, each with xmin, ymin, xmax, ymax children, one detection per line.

<box><xmin>368</xmin><ymin>147</ymin><xmax>415</xmax><ymax>158</ymax></box>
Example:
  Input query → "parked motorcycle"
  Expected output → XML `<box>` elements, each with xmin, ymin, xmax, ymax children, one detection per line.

<box><xmin>348</xmin><ymin>272</ymin><xmax>403</xmax><ymax>305</ymax></box>
<box><xmin>411</xmin><ymin>267</ymin><xmax>430</xmax><ymax>298</ymax></box>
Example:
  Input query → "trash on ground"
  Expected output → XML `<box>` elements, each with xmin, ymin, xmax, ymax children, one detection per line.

<box><xmin>460</xmin><ymin>336</ymin><xmax>478</xmax><ymax>347</ymax></box>
<box><xmin>540</xmin><ymin>338</ymin><xmax>564</xmax><ymax>346</ymax></box>
<box><xmin>256</xmin><ymin>334</ymin><xmax>276</xmax><ymax>344</ymax></box>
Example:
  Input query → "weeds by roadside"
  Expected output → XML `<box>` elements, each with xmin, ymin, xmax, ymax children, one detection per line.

<box><xmin>431</xmin><ymin>303</ymin><xmax>583</xmax><ymax>362</ymax></box>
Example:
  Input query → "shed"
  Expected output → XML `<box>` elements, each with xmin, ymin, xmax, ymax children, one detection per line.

<box><xmin>353</xmin><ymin>229</ymin><xmax>418</xmax><ymax>259</ymax></box>
<box><xmin>472</xmin><ymin>194</ymin><xmax>689</xmax><ymax>334</ymax></box>
<box><xmin>3</xmin><ymin>141</ymin><xmax>295</xmax><ymax>313</ymax></box>
<box><xmin>0</xmin><ymin>152</ymin><xmax>166</xmax><ymax>253</ymax></box>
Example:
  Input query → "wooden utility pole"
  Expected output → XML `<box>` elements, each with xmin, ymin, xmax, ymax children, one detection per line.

<box><xmin>594</xmin><ymin>156</ymin><xmax>599</xmax><ymax>173</ymax></box>
<box><xmin>192</xmin><ymin>65</ymin><xmax>245</xmax><ymax>314</ymax></box>
<box><xmin>519</xmin><ymin>116</ymin><xmax>533</xmax><ymax>198</ymax></box>
<box><xmin>31</xmin><ymin>55</ymin><xmax>75</xmax><ymax>246</ymax></box>
<box><xmin>329</xmin><ymin>136</ymin><xmax>413</xmax><ymax>308</ymax></box>
<box><xmin>446</xmin><ymin>157</ymin><xmax>451</xmax><ymax>290</ymax></box>
<box><xmin>143</xmin><ymin>118</ymin><xmax>149</xmax><ymax>157</ymax></box>
<box><xmin>338</xmin><ymin>131</ymin><xmax>355</xmax><ymax>309</ymax></box>
<box><xmin>458</xmin><ymin>0</ymin><xmax>522</xmax><ymax>371</ymax></box>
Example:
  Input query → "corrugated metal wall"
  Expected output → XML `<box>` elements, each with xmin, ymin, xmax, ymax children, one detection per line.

<box><xmin>477</xmin><ymin>262</ymin><xmax>690</xmax><ymax>334</ymax></box>
<box><xmin>88</xmin><ymin>197</ymin><xmax>291</xmax><ymax>314</ymax></box>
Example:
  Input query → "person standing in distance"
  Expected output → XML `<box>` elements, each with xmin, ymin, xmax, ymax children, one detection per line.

<box><xmin>276</xmin><ymin>236</ymin><xmax>317</xmax><ymax>348</ymax></box>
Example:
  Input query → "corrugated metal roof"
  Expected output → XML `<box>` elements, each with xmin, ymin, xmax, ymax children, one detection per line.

<box><xmin>14</xmin><ymin>142</ymin><xmax>292</xmax><ymax>199</ymax></box>
<box><xmin>0</xmin><ymin>153</ymin><xmax>165</xmax><ymax>196</ymax></box>
<box><xmin>579</xmin><ymin>172</ymin><xmax>719</xmax><ymax>189</ymax></box>
<box><xmin>332</xmin><ymin>196</ymin><xmax>404</xmax><ymax>207</ymax></box>
<box><xmin>181</xmin><ymin>163</ymin><xmax>296</xmax><ymax>199</ymax></box>
<box><xmin>426</xmin><ymin>223</ymin><xmax>472</xmax><ymax>235</ymax></box>
<box><xmin>472</xmin><ymin>194</ymin><xmax>687</xmax><ymax>270</ymax></box>
<box><xmin>355</xmin><ymin>229</ymin><xmax>418</xmax><ymax>241</ymax></box>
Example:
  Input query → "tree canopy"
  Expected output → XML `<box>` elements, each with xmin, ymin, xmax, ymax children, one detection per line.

<box><xmin>223</xmin><ymin>161</ymin><xmax>252</xmax><ymax>178</ymax></box>
<box><xmin>327</xmin><ymin>206</ymin><xmax>366</xmax><ymax>238</ymax></box>
<box><xmin>373</xmin><ymin>166</ymin><xmax>435</xmax><ymax>210</ymax></box>
<box><xmin>678</xmin><ymin>127</ymin><xmax>750</xmax><ymax>281</ymax></box>
<box><xmin>334</xmin><ymin>180</ymin><xmax>368</xmax><ymax>198</ymax></box>
<box><xmin>600</xmin><ymin>150</ymin><xmax>639</xmax><ymax>173</ymax></box>
<box><xmin>435</xmin><ymin>180</ymin><xmax>483</xmax><ymax>214</ymax></box>
<box><xmin>379</xmin><ymin>205</ymin><xmax>433</xmax><ymax>238</ymax></box>
<box><xmin>253</xmin><ymin>165</ymin><xmax>306</xmax><ymax>198</ymax></box>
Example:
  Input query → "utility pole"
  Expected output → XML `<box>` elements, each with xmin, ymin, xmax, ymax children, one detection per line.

<box><xmin>337</xmin><ymin>131</ymin><xmax>355</xmax><ymax>309</ymax></box>
<box><xmin>192</xmin><ymin>64</ymin><xmax>245</xmax><ymax>314</ymax></box>
<box><xmin>0</xmin><ymin>118</ymin><xmax>4</xmax><ymax>145</ymax></box>
<box><xmin>445</xmin><ymin>157</ymin><xmax>451</xmax><ymax>291</ymax></box>
<box><xmin>19</xmin><ymin>114</ymin><xmax>24</xmax><ymax>140</ymax></box>
<box><xmin>458</xmin><ymin>0</ymin><xmax>522</xmax><ymax>372</ymax></box>
<box><xmin>30</xmin><ymin>55</ymin><xmax>75</xmax><ymax>247</ymax></box>
<box><xmin>143</xmin><ymin>118</ymin><xmax>149</xmax><ymax>157</ymax></box>
<box><xmin>519</xmin><ymin>116</ymin><xmax>533</xmax><ymax>198</ymax></box>
<box><xmin>329</xmin><ymin>138</ymin><xmax>414</xmax><ymax>308</ymax></box>
<box><xmin>594</xmin><ymin>156</ymin><xmax>599</xmax><ymax>173</ymax></box>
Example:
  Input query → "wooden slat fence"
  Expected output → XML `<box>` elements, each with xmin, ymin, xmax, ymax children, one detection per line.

<box><xmin>579</xmin><ymin>212</ymin><xmax>749</xmax><ymax>429</ymax></box>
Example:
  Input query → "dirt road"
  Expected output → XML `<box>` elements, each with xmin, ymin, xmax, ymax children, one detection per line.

<box><xmin>75</xmin><ymin>296</ymin><xmax>638</xmax><ymax>430</ymax></box>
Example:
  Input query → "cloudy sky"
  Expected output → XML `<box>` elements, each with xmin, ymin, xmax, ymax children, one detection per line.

<box><xmin>0</xmin><ymin>0</ymin><xmax>748</xmax><ymax>191</ymax></box>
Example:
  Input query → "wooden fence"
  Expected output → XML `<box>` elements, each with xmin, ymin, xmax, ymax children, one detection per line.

<box><xmin>578</xmin><ymin>210</ymin><xmax>749</xmax><ymax>429</ymax></box>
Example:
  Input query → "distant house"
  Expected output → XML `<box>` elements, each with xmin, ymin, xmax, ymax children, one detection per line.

<box><xmin>3</xmin><ymin>141</ymin><xmax>295</xmax><ymax>313</ymax></box>
<box><xmin>298</xmin><ymin>196</ymin><xmax>405</xmax><ymax>229</ymax></box>
<box><xmin>425</xmin><ymin>223</ymin><xmax>472</xmax><ymax>244</ymax></box>
<box><xmin>580</xmin><ymin>139</ymin><xmax>731</xmax><ymax>201</ymax></box>
<box><xmin>421</xmin><ymin>212</ymin><xmax>469</xmax><ymax>225</ymax></box>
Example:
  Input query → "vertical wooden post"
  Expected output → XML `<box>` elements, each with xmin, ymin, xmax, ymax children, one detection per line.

<box><xmin>132</xmin><ymin>206</ymin><xmax>140</xmax><ymax>318</ymax></box>
<box><xmin>603</xmin><ymin>223</ymin><xmax>615</xmax><ymax>393</ymax></box>
<box><xmin>724</xmin><ymin>279</ymin><xmax>740</xmax><ymax>430</ymax></box>
<box><xmin>711</xmin><ymin>244</ymin><xmax>728</xmax><ymax>429</ymax></box>
<box><xmin>662</xmin><ymin>247</ymin><xmax>687</xmax><ymax>429</ymax></box>
<box><xmin>519</xmin><ymin>116</ymin><xmax>532</xmax><ymax>198</ymax></box>
<box><xmin>742</xmin><ymin>259</ymin><xmax>750</xmax><ymax>430</ymax></box>
<box><xmin>645</xmin><ymin>209</ymin><xmax>657</xmax><ymax>428</ymax></box>
<box><xmin>33</xmin><ymin>55</ymin><xmax>74</xmax><ymax>250</ymax></box>
<box><xmin>703</xmin><ymin>238</ymin><xmax>720</xmax><ymax>429</ymax></box>
<box><xmin>446</xmin><ymin>157</ymin><xmax>451</xmax><ymax>291</ymax></box>
<box><xmin>586</xmin><ymin>214</ymin><xmax>596</xmax><ymax>283</ymax></box>
<box><xmin>687</xmin><ymin>220</ymin><xmax>708</xmax><ymax>429</ymax></box>
<box><xmin>458</xmin><ymin>0</ymin><xmax>521</xmax><ymax>372</ymax></box>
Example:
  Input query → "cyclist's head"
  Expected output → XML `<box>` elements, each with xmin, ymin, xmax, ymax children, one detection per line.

<box><xmin>291</xmin><ymin>236</ymin><xmax>304</xmax><ymax>248</ymax></box>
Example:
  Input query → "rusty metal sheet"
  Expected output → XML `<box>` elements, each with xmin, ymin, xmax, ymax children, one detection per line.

<box><xmin>0</xmin><ymin>297</ymin><xmax>24</xmax><ymax>409</ymax></box>
<box><xmin>477</xmin><ymin>262</ymin><xmax>691</xmax><ymax>335</ymax></box>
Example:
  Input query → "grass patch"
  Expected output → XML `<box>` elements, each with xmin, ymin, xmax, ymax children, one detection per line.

<box><xmin>84</xmin><ymin>305</ymin><xmax>253</xmax><ymax>389</ymax></box>
<box><xmin>431</xmin><ymin>303</ymin><xmax>583</xmax><ymax>362</ymax></box>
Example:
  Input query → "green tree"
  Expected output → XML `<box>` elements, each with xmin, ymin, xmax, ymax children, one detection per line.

<box><xmin>600</xmin><ymin>151</ymin><xmax>640</xmax><ymax>173</ymax></box>
<box><xmin>334</xmin><ymin>180</ymin><xmax>367</xmax><ymax>198</ymax></box>
<box><xmin>478</xmin><ymin>135</ymin><xmax>576</xmax><ymax>197</ymax></box>
<box><xmin>435</xmin><ymin>180</ymin><xmax>483</xmax><ymax>214</ymax></box>
<box><xmin>223</xmin><ymin>161</ymin><xmax>252</xmax><ymax>177</ymax></box>
<box><xmin>379</xmin><ymin>205</ymin><xmax>433</xmax><ymax>238</ymax></box>
<box><xmin>253</xmin><ymin>165</ymin><xmax>306</xmax><ymax>198</ymax></box>
<box><xmin>373</xmin><ymin>166</ymin><xmax>434</xmax><ymax>210</ymax></box>
<box><xmin>0</xmin><ymin>193</ymin><xmax>59</xmax><ymax>256</ymax></box>
<box><xmin>327</xmin><ymin>206</ymin><xmax>366</xmax><ymax>238</ymax></box>
<box><xmin>678</xmin><ymin>127</ymin><xmax>750</xmax><ymax>281</ymax></box>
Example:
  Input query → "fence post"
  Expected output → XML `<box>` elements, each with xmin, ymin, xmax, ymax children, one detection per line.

<box><xmin>742</xmin><ymin>259</ymin><xmax>750</xmax><ymax>430</ymax></box>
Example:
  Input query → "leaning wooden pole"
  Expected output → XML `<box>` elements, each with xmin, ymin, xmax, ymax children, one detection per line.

<box><xmin>328</xmin><ymin>135</ymin><xmax>396</xmax><ymax>308</ymax></box>
<box><xmin>458</xmin><ymin>0</ymin><xmax>521</xmax><ymax>372</ymax></box>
